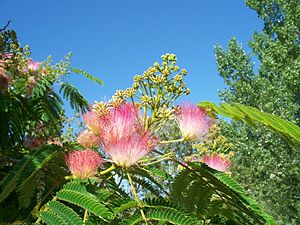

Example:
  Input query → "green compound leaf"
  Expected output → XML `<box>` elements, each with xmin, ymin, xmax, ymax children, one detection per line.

<box><xmin>59</xmin><ymin>82</ymin><xmax>89</xmax><ymax>113</ymax></box>
<box><xmin>120</xmin><ymin>207</ymin><xmax>201</xmax><ymax>225</ymax></box>
<box><xmin>0</xmin><ymin>145</ymin><xmax>60</xmax><ymax>205</ymax></box>
<box><xmin>48</xmin><ymin>201</ymin><xmax>83</xmax><ymax>225</ymax></box>
<box><xmin>186</xmin><ymin>162</ymin><xmax>277</xmax><ymax>225</ymax></box>
<box><xmin>213</xmin><ymin>171</ymin><xmax>277</xmax><ymax>225</ymax></box>
<box><xmin>56</xmin><ymin>189</ymin><xmax>112</xmax><ymax>220</ymax></box>
<box><xmin>146</xmin><ymin>208</ymin><xmax>202</xmax><ymax>225</ymax></box>
<box><xmin>40</xmin><ymin>210</ymin><xmax>68</xmax><ymax>225</ymax></box>
<box><xmin>70</xmin><ymin>67</ymin><xmax>103</xmax><ymax>86</ymax></box>
<box><xmin>199</xmin><ymin>101</ymin><xmax>300</xmax><ymax>146</ymax></box>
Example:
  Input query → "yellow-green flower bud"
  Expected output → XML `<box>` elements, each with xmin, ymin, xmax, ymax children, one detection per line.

<box><xmin>174</xmin><ymin>74</ymin><xmax>183</xmax><ymax>82</ymax></box>
<box><xmin>125</xmin><ymin>87</ymin><xmax>136</xmax><ymax>97</ymax></box>
<box><xmin>181</xmin><ymin>69</ymin><xmax>187</xmax><ymax>75</ymax></box>
<box><xmin>140</xmin><ymin>95</ymin><xmax>152</xmax><ymax>105</ymax></box>
<box><xmin>133</xmin><ymin>75</ymin><xmax>143</xmax><ymax>82</ymax></box>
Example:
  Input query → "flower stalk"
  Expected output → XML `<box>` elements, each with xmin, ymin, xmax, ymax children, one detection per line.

<box><xmin>159</xmin><ymin>137</ymin><xmax>184</xmax><ymax>144</ymax></box>
<box><xmin>126</xmin><ymin>171</ymin><xmax>148</xmax><ymax>225</ymax></box>
<box><xmin>99</xmin><ymin>164</ymin><xmax>116</xmax><ymax>175</ymax></box>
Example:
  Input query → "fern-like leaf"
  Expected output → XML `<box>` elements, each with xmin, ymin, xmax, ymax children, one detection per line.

<box><xmin>56</xmin><ymin>186</ymin><xmax>112</xmax><ymax>220</ymax></box>
<box><xmin>40</xmin><ymin>210</ymin><xmax>68</xmax><ymax>225</ymax></box>
<box><xmin>213</xmin><ymin>171</ymin><xmax>277</xmax><ymax>225</ymax></box>
<box><xmin>59</xmin><ymin>82</ymin><xmax>89</xmax><ymax>113</ymax></box>
<box><xmin>200</xmin><ymin>101</ymin><xmax>300</xmax><ymax>145</ymax></box>
<box><xmin>48</xmin><ymin>201</ymin><xmax>83</xmax><ymax>225</ymax></box>
<box><xmin>0</xmin><ymin>144</ymin><xmax>61</xmax><ymax>205</ymax></box>
<box><xmin>70</xmin><ymin>67</ymin><xmax>103</xmax><ymax>85</ymax></box>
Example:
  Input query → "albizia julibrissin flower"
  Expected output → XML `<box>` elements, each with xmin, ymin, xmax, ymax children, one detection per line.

<box><xmin>99</xmin><ymin>103</ymin><xmax>158</xmax><ymax>167</ymax></box>
<box><xmin>27</xmin><ymin>60</ymin><xmax>40</xmax><ymax>72</ymax></box>
<box><xmin>66</xmin><ymin>149</ymin><xmax>103</xmax><ymax>179</ymax></box>
<box><xmin>176</xmin><ymin>103</ymin><xmax>212</xmax><ymax>141</ymax></box>
<box><xmin>203</xmin><ymin>154</ymin><xmax>231</xmax><ymax>172</ymax></box>
<box><xmin>77</xmin><ymin>129</ymin><xmax>101</xmax><ymax>148</ymax></box>
<box><xmin>82</xmin><ymin>110</ymin><xmax>104</xmax><ymax>135</ymax></box>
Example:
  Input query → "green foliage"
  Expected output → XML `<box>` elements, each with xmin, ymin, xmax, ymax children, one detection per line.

<box><xmin>0</xmin><ymin>144</ymin><xmax>61</xmax><ymax>205</ymax></box>
<box><xmin>120</xmin><ymin>197</ymin><xmax>202</xmax><ymax>225</ymax></box>
<box><xmin>39</xmin><ymin>181</ymin><xmax>112</xmax><ymax>225</ymax></box>
<box><xmin>40</xmin><ymin>210</ymin><xmax>68</xmax><ymax>225</ymax></box>
<box><xmin>47</xmin><ymin>201</ymin><xmax>83</xmax><ymax>225</ymax></box>
<box><xmin>0</xmin><ymin>26</ymin><xmax>102</xmax><ymax>223</ymax></box>
<box><xmin>56</xmin><ymin>182</ymin><xmax>112</xmax><ymax>220</ymax></box>
<box><xmin>172</xmin><ymin>162</ymin><xmax>276</xmax><ymax>225</ymax></box>
<box><xmin>200</xmin><ymin>102</ymin><xmax>300</xmax><ymax>146</ymax></box>
<box><xmin>59</xmin><ymin>82</ymin><xmax>89</xmax><ymax>113</ymax></box>
<box><xmin>214</xmin><ymin>0</ymin><xmax>300</xmax><ymax>223</ymax></box>
<box><xmin>70</xmin><ymin>67</ymin><xmax>103</xmax><ymax>86</ymax></box>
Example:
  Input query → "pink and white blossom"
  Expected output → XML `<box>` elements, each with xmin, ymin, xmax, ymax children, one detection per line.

<box><xmin>77</xmin><ymin>129</ymin><xmax>101</xmax><ymax>148</ymax></box>
<box><xmin>66</xmin><ymin>149</ymin><xmax>103</xmax><ymax>179</ymax></box>
<box><xmin>99</xmin><ymin>103</ymin><xmax>138</xmax><ymax>141</ymax></box>
<box><xmin>203</xmin><ymin>154</ymin><xmax>231</xmax><ymax>172</ymax></box>
<box><xmin>83</xmin><ymin>110</ymin><xmax>104</xmax><ymax>135</ymax></box>
<box><xmin>99</xmin><ymin>103</ymin><xmax>158</xmax><ymax>167</ymax></box>
<box><xmin>102</xmin><ymin>132</ymin><xmax>156</xmax><ymax>167</ymax></box>
<box><xmin>177</xmin><ymin>103</ymin><xmax>212</xmax><ymax>141</ymax></box>
<box><xmin>27</xmin><ymin>60</ymin><xmax>40</xmax><ymax>72</ymax></box>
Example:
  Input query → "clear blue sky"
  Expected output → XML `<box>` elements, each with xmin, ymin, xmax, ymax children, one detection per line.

<box><xmin>0</xmin><ymin>0</ymin><xmax>262</xmax><ymax>110</ymax></box>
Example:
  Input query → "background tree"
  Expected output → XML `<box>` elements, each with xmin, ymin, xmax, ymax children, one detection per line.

<box><xmin>214</xmin><ymin>0</ymin><xmax>300</xmax><ymax>224</ymax></box>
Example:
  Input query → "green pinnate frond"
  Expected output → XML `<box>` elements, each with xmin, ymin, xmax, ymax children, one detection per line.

<box><xmin>187</xmin><ymin>162</ymin><xmax>277</xmax><ymax>225</ymax></box>
<box><xmin>143</xmin><ymin>198</ymin><xmax>185</xmax><ymax>213</ymax></box>
<box><xmin>40</xmin><ymin>210</ymin><xmax>68</xmax><ymax>225</ymax></box>
<box><xmin>48</xmin><ymin>201</ymin><xmax>83</xmax><ymax>225</ymax></box>
<box><xmin>61</xmin><ymin>181</ymin><xmax>90</xmax><ymax>194</ymax></box>
<box><xmin>171</xmin><ymin>170</ymin><xmax>213</xmax><ymax>216</ymax></box>
<box><xmin>120</xmin><ymin>207</ymin><xmax>201</xmax><ymax>225</ymax></box>
<box><xmin>119</xmin><ymin>212</ymin><xmax>144</xmax><ymax>225</ymax></box>
<box><xmin>96</xmin><ymin>189</ymin><xmax>113</xmax><ymax>201</ymax></box>
<box><xmin>112</xmin><ymin>200</ymin><xmax>137</xmax><ymax>214</ymax></box>
<box><xmin>56</xmin><ymin>189</ymin><xmax>112</xmax><ymax>220</ymax></box>
<box><xmin>0</xmin><ymin>164</ymin><xmax>23</xmax><ymax>203</ymax></box>
<box><xmin>146</xmin><ymin>208</ymin><xmax>202</xmax><ymax>225</ymax></box>
<box><xmin>130</xmin><ymin>167</ymin><xmax>169</xmax><ymax>196</ymax></box>
<box><xmin>31</xmin><ymin>76</ymin><xmax>52</xmax><ymax>98</ymax></box>
<box><xmin>0</xmin><ymin>145</ymin><xmax>60</xmax><ymax>205</ymax></box>
<box><xmin>200</xmin><ymin>101</ymin><xmax>300</xmax><ymax>145</ymax></box>
<box><xmin>70</xmin><ymin>67</ymin><xmax>103</xmax><ymax>86</ymax></box>
<box><xmin>144</xmin><ymin>166</ymin><xmax>172</xmax><ymax>180</ymax></box>
<box><xmin>18</xmin><ymin>145</ymin><xmax>60</xmax><ymax>188</ymax></box>
<box><xmin>213</xmin><ymin>171</ymin><xmax>277</xmax><ymax>225</ymax></box>
<box><xmin>130</xmin><ymin>176</ymin><xmax>161</xmax><ymax>197</ymax></box>
<box><xmin>59</xmin><ymin>82</ymin><xmax>89</xmax><ymax>113</ymax></box>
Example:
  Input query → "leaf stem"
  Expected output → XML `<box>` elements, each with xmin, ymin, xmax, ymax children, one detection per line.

<box><xmin>159</xmin><ymin>137</ymin><xmax>184</xmax><ymax>144</ymax></box>
<box><xmin>99</xmin><ymin>164</ymin><xmax>115</xmax><ymax>175</ymax></box>
<box><xmin>83</xmin><ymin>209</ymin><xmax>88</xmax><ymax>222</ymax></box>
<box><xmin>126</xmin><ymin>170</ymin><xmax>148</xmax><ymax>225</ymax></box>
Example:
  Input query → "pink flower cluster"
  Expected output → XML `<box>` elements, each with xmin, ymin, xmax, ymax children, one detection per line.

<box><xmin>79</xmin><ymin>103</ymin><xmax>157</xmax><ymax>168</ymax></box>
<box><xmin>177</xmin><ymin>103</ymin><xmax>212</xmax><ymax>141</ymax></box>
<box><xmin>203</xmin><ymin>154</ymin><xmax>231</xmax><ymax>172</ymax></box>
<box><xmin>0</xmin><ymin>53</ymin><xmax>13</xmax><ymax>89</ymax></box>
<box><xmin>27</xmin><ymin>60</ymin><xmax>40</xmax><ymax>72</ymax></box>
<box><xmin>67</xmin><ymin>102</ymin><xmax>215</xmax><ymax>177</ymax></box>
<box><xmin>100</xmin><ymin>104</ymin><xmax>157</xmax><ymax>167</ymax></box>
<box><xmin>66</xmin><ymin>149</ymin><xmax>103</xmax><ymax>179</ymax></box>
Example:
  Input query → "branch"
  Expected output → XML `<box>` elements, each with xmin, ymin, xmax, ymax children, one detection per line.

<box><xmin>0</xmin><ymin>20</ymin><xmax>12</xmax><ymax>32</ymax></box>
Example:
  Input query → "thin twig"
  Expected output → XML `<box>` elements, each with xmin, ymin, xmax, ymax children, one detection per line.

<box><xmin>0</xmin><ymin>20</ymin><xmax>12</xmax><ymax>32</ymax></box>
